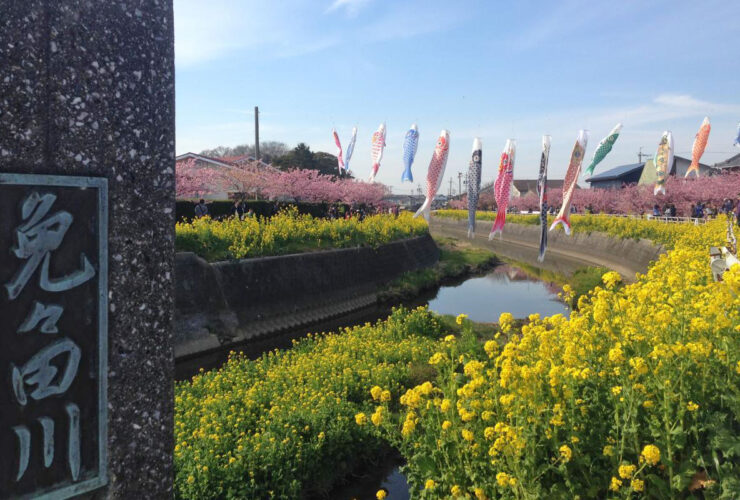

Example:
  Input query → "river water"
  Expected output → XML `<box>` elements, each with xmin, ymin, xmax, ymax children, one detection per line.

<box><xmin>427</xmin><ymin>263</ymin><xmax>567</xmax><ymax>321</ymax></box>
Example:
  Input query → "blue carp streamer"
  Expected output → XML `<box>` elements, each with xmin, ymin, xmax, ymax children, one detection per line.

<box><xmin>401</xmin><ymin>124</ymin><xmax>419</xmax><ymax>182</ymax></box>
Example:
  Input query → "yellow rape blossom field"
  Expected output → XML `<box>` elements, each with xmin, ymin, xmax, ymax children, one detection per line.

<box><xmin>366</xmin><ymin>217</ymin><xmax>740</xmax><ymax>498</ymax></box>
<box><xmin>175</xmin><ymin>207</ymin><xmax>428</xmax><ymax>261</ymax></box>
<box><xmin>176</xmin><ymin>216</ymin><xmax>740</xmax><ymax>499</ymax></box>
<box><xmin>175</xmin><ymin>308</ymin><xmax>445</xmax><ymax>499</ymax></box>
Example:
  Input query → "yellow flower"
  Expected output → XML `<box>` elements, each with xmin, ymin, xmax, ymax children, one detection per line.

<box><xmin>376</xmin><ymin>489</ymin><xmax>387</xmax><ymax>499</ymax></box>
<box><xmin>559</xmin><ymin>444</ymin><xmax>572</xmax><ymax>463</ymax></box>
<box><xmin>496</xmin><ymin>472</ymin><xmax>511</xmax><ymax>487</ymax></box>
<box><xmin>498</xmin><ymin>312</ymin><xmax>514</xmax><ymax>333</ymax></box>
<box><xmin>631</xmin><ymin>479</ymin><xmax>645</xmax><ymax>492</ymax></box>
<box><xmin>474</xmin><ymin>486</ymin><xmax>487</xmax><ymax>500</ymax></box>
<box><xmin>424</xmin><ymin>479</ymin><xmax>436</xmax><ymax>490</ymax></box>
<box><xmin>618</xmin><ymin>464</ymin><xmax>636</xmax><ymax>479</ymax></box>
<box><xmin>371</xmin><ymin>407</ymin><xmax>384</xmax><ymax>426</ymax></box>
<box><xmin>603</xmin><ymin>445</ymin><xmax>614</xmax><ymax>457</ymax></box>
<box><xmin>440</xmin><ymin>399</ymin><xmax>452</xmax><ymax>412</ymax></box>
<box><xmin>609</xmin><ymin>476</ymin><xmax>622</xmax><ymax>491</ymax></box>
<box><xmin>641</xmin><ymin>444</ymin><xmax>661</xmax><ymax>466</ymax></box>
<box><xmin>354</xmin><ymin>413</ymin><xmax>367</xmax><ymax>426</ymax></box>
<box><xmin>602</xmin><ymin>271</ymin><xmax>622</xmax><ymax>289</ymax></box>
<box><xmin>484</xmin><ymin>340</ymin><xmax>498</xmax><ymax>357</ymax></box>
<box><xmin>318</xmin><ymin>432</ymin><xmax>325</xmax><ymax>440</ymax></box>
<box><xmin>444</xmin><ymin>334</ymin><xmax>456</xmax><ymax>342</ymax></box>
<box><xmin>456</xmin><ymin>313</ymin><xmax>468</xmax><ymax>325</ymax></box>
<box><xmin>187</xmin><ymin>475</ymin><xmax>195</xmax><ymax>484</ymax></box>
<box><xmin>687</xmin><ymin>401</ymin><xmax>699</xmax><ymax>411</ymax></box>
<box><xmin>643</xmin><ymin>400</ymin><xmax>654</xmax><ymax>409</ymax></box>
<box><xmin>380</xmin><ymin>390</ymin><xmax>391</xmax><ymax>402</ymax></box>
<box><xmin>370</xmin><ymin>386</ymin><xmax>383</xmax><ymax>401</ymax></box>
<box><xmin>442</xmin><ymin>420</ymin><xmax>452</xmax><ymax>430</ymax></box>
<box><xmin>462</xmin><ymin>429</ymin><xmax>474</xmax><ymax>442</ymax></box>
<box><xmin>611</xmin><ymin>386</ymin><xmax>622</xmax><ymax>396</ymax></box>
<box><xmin>451</xmin><ymin>484</ymin><xmax>462</xmax><ymax>497</ymax></box>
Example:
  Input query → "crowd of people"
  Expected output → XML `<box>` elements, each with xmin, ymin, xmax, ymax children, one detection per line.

<box><xmin>650</xmin><ymin>198</ymin><xmax>740</xmax><ymax>222</ymax></box>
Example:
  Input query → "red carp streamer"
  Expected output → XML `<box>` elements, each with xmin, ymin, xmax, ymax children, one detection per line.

<box><xmin>489</xmin><ymin>139</ymin><xmax>516</xmax><ymax>239</ymax></box>
<box><xmin>550</xmin><ymin>129</ymin><xmax>589</xmax><ymax>235</ymax></box>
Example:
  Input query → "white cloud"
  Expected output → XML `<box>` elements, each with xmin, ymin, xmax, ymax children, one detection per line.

<box><xmin>325</xmin><ymin>0</ymin><xmax>373</xmax><ymax>17</ymax></box>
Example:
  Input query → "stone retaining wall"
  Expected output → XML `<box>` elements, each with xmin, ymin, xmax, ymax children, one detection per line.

<box><xmin>175</xmin><ymin>234</ymin><xmax>439</xmax><ymax>359</ymax></box>
<box><xmin>431</xmin><ymin>217</ymin><xmax>665</xmax><ymax>281</ymax></box>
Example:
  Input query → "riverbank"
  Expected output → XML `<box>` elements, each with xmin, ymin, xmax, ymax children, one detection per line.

<box><xmin>430</xmin><ymin>215</ymin><xmax>665</xmax><ymax>282</ymax></box>
<box><xmin>378</xmin><ymin>237</ymin><xmax>499</xmax><ymax>303</ymax></box>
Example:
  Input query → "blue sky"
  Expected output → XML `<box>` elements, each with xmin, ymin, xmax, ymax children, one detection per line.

<box><xmin>175</xmin><ymin>0</ymin><xmax>740</xmax><ymax>194</ymax></box>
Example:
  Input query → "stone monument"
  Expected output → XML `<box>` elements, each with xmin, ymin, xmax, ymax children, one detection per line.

<box><xmin>0</xmin><ymin>1</ymin><xmax>175</xmax><ymax>498</ymax></box>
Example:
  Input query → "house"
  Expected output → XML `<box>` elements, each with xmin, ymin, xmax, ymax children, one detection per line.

<box><xmin>175</xmin><ymin>152</ymin><xmax>272</xmax><ymax>170</ymax></box>
<box><xmin>478</xmin><ymin>179</ymin><xmax>575</xmax><ymax>198</ymax></box>
<box><xmin>175</xmin><ymin>152</ymin><xmax>275</xmax><ymax>199</ymax></box>
<box><xmin>586</xmin><ymin>156</ymin><xmax>714</xmax><ymax>189</ymax></box>
<box><xmin>511</xmin><ymin>179</ymin><xmax>571</xmax><ymax>197</ymax></box>
<box><xmin>713</xmin><ymin>152</ymin><xmax>740</xmax><ymax>173</ymax></box>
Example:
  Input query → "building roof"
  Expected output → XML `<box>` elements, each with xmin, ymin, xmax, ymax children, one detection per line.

<box><xmin>175</xmin><ymin>152</ymin><xmax>274</xmax><ymax>170</ymax></box>
<box><xmin>714</xmin><ymin>152</ymin><xmax>740</xmax><ymax>169</ymax></box>
<box><xmin>176</xmin><ymin>152</ymin><xmax>238</xmax><ymax>169</ymax></box>
<box><xmin>586</xmin><ymin>155</ymin><xmax>716</xmax><ymax>183</ymax></box>
<box><xmin>585</xmin><ymin>162</ymin><xmax>645</xmax><ymax>182</ymax></box>
<box><xmin>512</xmin><ymin>179</ymin><xmax>570</xmax><ymax>193</ymax></box>
<box><xmin>481</xmin><ymin>179</ymin><xmax>576</xmax><ymax>194</ymax></box>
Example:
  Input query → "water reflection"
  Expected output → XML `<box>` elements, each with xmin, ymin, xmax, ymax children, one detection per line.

<box><xmin>428</xmin><ymin>264</ymin><xmax>569</xmax><ymax>321</ymax></box>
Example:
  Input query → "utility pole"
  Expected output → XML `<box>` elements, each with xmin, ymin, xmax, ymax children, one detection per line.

<box><xmin>254</xmin><ymin>106</ymin><xmax>260</xmax><ymax>161</ymax></box>
<box><xmin>448</xmin><ymin>177</ymin><xmax>453</xmax><ymax>197</ymax></box>
<box><xmin>457</xmin><ymin>172</ymin><xmax>463</xmax><ymax>196</ymax></box>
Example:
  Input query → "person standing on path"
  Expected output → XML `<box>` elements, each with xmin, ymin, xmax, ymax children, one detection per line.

<box><xmin>195</xmin><ymin>199</ymin><xmax>209</xmax><ymax>218</ymax></box>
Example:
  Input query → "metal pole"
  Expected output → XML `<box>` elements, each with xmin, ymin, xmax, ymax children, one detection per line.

<box><xmin>254</xmin><ymin>106</ymin><xmax>260</xmax><ymax>161</ymax></box>
<box><xmin>458</xmin><ymin>171</ymin><xmax>462</xmax><ymax>195</ymax></box>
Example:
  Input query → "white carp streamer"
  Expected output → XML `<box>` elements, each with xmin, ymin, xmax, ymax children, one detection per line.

<box><xmin>550</xmin><ymin>130</ymin><xmax>589</xmax><ymax>235</ymax></box>
<box><xmin>344</xmin><ymin>127</ymin><xmax>357</xmax><ymax>173</ymax></box>
<box><xmin>414</xmin><ymin>130</ymin><xmax>450</xmax><ymax>222</ymax></box>
<box><xmin>654</xmin><ymin>131</ymin><xmax>674</xmax><ymax>196</ymax></box>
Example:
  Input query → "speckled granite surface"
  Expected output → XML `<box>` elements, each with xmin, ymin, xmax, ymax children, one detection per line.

<box><xmin>0</xmin><ymin>1</ymin><xmax>175</xmax><ymax>498</ymax></box>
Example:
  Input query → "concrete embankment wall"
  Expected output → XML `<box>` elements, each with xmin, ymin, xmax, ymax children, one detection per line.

<box><xmin>431</xmin><ymin>217</ymin><xmax>665</xmax><ymax>281</ymax></box>
<box><xmin>175</xmin><ymin>234</ymin><xmax>439</xmax><ymax>359</ymax></box>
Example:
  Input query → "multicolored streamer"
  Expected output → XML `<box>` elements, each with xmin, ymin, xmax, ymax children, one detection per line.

<box><xmin>332</xmin><ymin>129</ymin><xmax>344</xmax><ymax>174</ymax></box>
<box><xmin>369</xmin><ymin>123</ymin><xmax>386</xmax><ymax>182</ymax></box>
<box><xmin>401</xmin><ymin>124</ymin><xmax>419</xmax><ymax>183</ymax></box>
<box><xmin>537</xmin><ymin>135</ymin><xmax>551</xmax><ymax>261</ymax></box>
<box><xmin>550</xmin><ymin>130</ymin><xmax>589</xmax><ymax>235</ymax></box>
<box><xmin>489</xmin><ymin>139</ymin><xmax>516</xmax><ymax>240</ymax></box>
<box><xmin>344</xmin><ymin>127</ymin><xmax>357</xmax><ymax>172</ymax></box>
<box><xmin>467</xmin><ymin>138</ymin><xmax>482</xmax><ymax>238</ymax></box>
<box><xmin>685</xmin><ymin>116</ymin><xmax>710</xmax><ymax>178</ymax></box>
<box><xmin>584</xmin><ymin>123</ymin><xmax>621</xmax><ymax>177</ymax></box>
<box><xmin>654</xmin><ymin>131</ymin><xmax>673</xmax><ymax>196</ymax></box>
<box><xmin>414</xmin><ymin>130</ymin><xmax>450</xmax><ymax>222</ymax></box>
